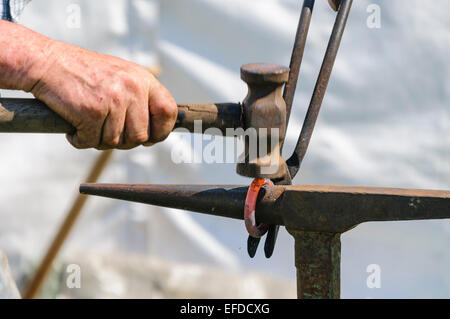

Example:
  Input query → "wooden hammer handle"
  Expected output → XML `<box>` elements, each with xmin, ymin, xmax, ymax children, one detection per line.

<box><xmin>0</xmin><ymin>98</ymin><xmax>242</xmax><ymax>134</ymax></box>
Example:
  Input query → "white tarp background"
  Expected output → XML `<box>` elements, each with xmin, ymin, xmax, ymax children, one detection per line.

<box><xmin>0</xmin><ymin>0</ymin><xmax>448</xmax><ymax>298</ymax></box>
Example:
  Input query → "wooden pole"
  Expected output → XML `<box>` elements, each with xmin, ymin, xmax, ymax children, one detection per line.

<box><xmin>23</xmin><ymin>150</ymin><xmax>113</xmax><ymax>299</ymax></box>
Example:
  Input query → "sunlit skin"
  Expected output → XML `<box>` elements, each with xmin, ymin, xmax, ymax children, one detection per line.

<box><xmin>0</xmin><ymin>20</ymin><xmax>177</xmax><ymax>149</ymax></box>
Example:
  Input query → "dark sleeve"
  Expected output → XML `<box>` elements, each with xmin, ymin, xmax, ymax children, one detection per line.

<box><xmin>2</xmin><ymin>0</ymin><xmax>31</xmax><ymax>22</ymax></box>
<box><xmin>1</xmin><ymin>0</ymin><xmax>13</xmax><ymax>21</ymax></box>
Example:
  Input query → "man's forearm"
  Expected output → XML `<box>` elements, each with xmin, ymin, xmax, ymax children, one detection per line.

<box><xmin>0</xmin><ymin>20</ymin><xmax>54</xmax><ymax>91</ymax></box>
<box><xmin>0</xmin><ymin>19</ymin><xmax>177</xmax><ymax>149</ymax></box>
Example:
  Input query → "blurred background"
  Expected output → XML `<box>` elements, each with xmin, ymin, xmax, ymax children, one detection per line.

<box><xmin>0</xmin><ymin>0</ymin><xmax>449</xmax><ymax>298</ymax></box>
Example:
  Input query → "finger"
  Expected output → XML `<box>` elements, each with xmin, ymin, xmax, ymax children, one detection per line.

<box><xmin>100</xmin><ymin>109</ymin><xmax>126</xmax><ymax>148</ymax></box>
<box><xmin>148</xmin><ymin>81</ymin><xmax>178</xmax><ymax>143</ymax></box>
<box><xmin>112</xmin><ymin>129</ymin><xmax>139</xmax><ymax>150</ymax></box>
<box><xmin>96</xmin><ymin>145</ymin><xmax>113</xmax><ymax>151</ymax></box>
<box><xmin>143</xmin><ymin>142</ymin><xmax>154</xmax><ymax>147</ymax></box>
<box><xmin>122</xmin><ymin>100</ymin><xmax>149</xmax><ymax>148</ymax></box>
<box><xmin>65</xmin><ymin>121</ymin><xmax>103</xmax><ymax>149</ymax></box>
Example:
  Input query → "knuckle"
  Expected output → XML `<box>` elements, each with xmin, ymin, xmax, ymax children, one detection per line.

<box><xmin>84</xmin><ymin>103</ymin><xmax>107</xmax><ymax>121</ymax></box>
<box><xmin>107</xmin><ymin>85</ymin><xmax>123</xmax><ymax>107</ymax></box>
<box><xmin>70</xmin><ymin>125</ymin><xmax>101</xmax><ymax>149</ymax></box>
<box><xmin>122</xmin><ymin>74</ymin><xmax>142</xmax><ymax>94</ymax></box>
<box><xmin>154</xmin><ymin>101</ymin><xmax>178</xmax><ymax>122</ymax></box>
<box><xmin>127</xmin><ymin>130</ymin><xmax>149</xmax><ymax>144</ymax></box>
<box><xmin>111</xmin><ymin>136</ymin><xmax>121</xmax><ymax>146</ymax></box>
<box><xmin>117</xmin><ymin>68</ymin><xmax>147</xmax><ymax>96</ymax></box>
<box><xmin>103</xmin><ymin>136</ymin><xmax>121</xmax><ymax>147</ymax></box>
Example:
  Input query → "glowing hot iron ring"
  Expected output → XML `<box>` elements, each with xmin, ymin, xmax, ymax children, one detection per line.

<box><xmin>244</xmin><ymin>178</ymin><xmax>274</xmax><ymax>238</ymax></box>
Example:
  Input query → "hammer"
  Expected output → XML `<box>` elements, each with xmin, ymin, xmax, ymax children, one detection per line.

<box><xmin>0</xmin><ymin>64</ymin><xmax>289</xmax><ymax>182</ymax></box>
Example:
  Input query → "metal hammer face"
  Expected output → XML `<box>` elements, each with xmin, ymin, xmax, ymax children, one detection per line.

<box><xmin>236</xmin><ymin>63</ymin><xmax>289</xmax><ymax>179</ymax></box>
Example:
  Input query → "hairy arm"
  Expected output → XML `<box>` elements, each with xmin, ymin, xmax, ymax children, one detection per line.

<box><xmin>0</xmin><ymin>20</ymin><xmax>177</xmax><ymax>149</ymax></box>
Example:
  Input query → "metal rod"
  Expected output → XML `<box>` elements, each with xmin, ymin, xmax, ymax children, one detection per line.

<box><xmin>282</xmin><ymin>0</ymin><xmax>315</xmax><ymax>140</ymax></box>
<box><xmin>23</xmin><ymin>150</ymin><xmax>114</xmax><ymax>299</ymax></box>
<box><xmin>288</xmin><ymin>230</ymin><xmax>341</xmax><ymax>299</ymax></box>
<box><xmin>287</xmin><ymin>0</ymin><xmax>353</xmax><ymax>178</ymax></box>
<box><xmin>0</xmin><ymin>98</ymin><xmax>242</xmax><ymax>135</ymax></box>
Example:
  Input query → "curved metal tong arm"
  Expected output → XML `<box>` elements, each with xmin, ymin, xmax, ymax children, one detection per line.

<box><xmin>284</xmin><ymin>0</ymin><xmax>353</xmax><ymax>180</ymax></box>
<box><xmin>260</xmin><ymin>0</ymin><xmax>352</xmax><ymax>257</ymax></box>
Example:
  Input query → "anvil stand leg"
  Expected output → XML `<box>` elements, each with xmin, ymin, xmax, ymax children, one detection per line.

<box><xmin>287</xmin><ymin>230</ymin><xmax>341</xmax><ymax>299</ymax></box>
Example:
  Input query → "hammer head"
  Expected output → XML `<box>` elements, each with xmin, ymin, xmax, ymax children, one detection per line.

<box><xmin>236</xmin><ymin>63</ymin><xmax>289</xmax><ymax>179</ymax></box>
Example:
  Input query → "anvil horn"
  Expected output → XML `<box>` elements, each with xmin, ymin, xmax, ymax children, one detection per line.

<box><xmin>79</xmin><ymin>183</ymin><xmax>283</xmax><ymax>225</ymax></box>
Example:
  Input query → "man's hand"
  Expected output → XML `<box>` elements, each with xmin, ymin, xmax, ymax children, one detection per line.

<box><xmin>0</xmin><ymin>21</ymin><xmax>177</xmax><ymax>149</ymax></box>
